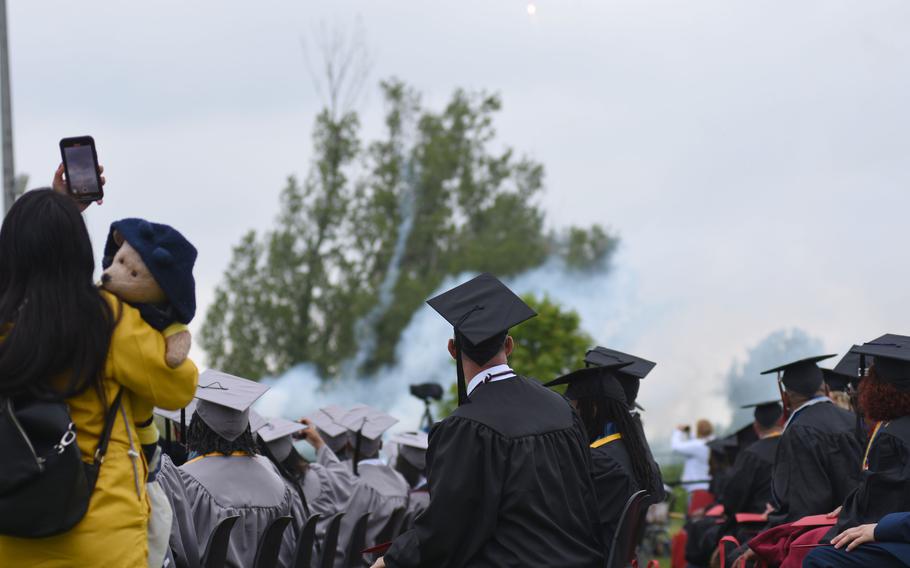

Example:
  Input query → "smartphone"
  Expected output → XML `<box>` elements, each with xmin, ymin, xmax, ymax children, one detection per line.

<box><xmin>59</xmin><ymin>136</ymin><xmax>103</xmax><ymax>203</ymax></box>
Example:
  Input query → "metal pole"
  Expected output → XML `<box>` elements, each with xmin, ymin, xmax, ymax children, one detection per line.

<box><xmin>0</xmin><ymin>0</ymin><xmax>15</xmax><ymax>215</ymax></box>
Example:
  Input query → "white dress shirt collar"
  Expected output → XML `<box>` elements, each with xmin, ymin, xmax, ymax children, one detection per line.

<box><xmin>466</xmin><ymin>364</ymin><xmax>516</xmax><ymax>397</ymax></box>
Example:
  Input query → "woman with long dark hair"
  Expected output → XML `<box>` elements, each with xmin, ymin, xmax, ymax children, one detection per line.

<box><xmin>545</xmin><ymin>363</ymin><xmax>660</xmax><ymax>550</ymax></box>
<box><xmin>0</xmin><ymin>188</ymin><xmax>198</xmax><ymax>566</ymax></box>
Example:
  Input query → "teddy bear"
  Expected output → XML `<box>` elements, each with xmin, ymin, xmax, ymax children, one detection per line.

<box><xmin>101</xmin><ymin>218</ymin><xmax>197</xmax><ymax>368</ymax></box>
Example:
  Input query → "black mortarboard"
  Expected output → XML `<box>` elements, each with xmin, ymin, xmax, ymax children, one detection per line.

<box><xmin>543</xmin><ymin>363</ymin><xmax>631</xmax><ymax>403</ymax></box>
<box><xmin>427</xmin><ymin>273</ymin><xmax>537</xmax><ymax>405</ymax></box>
<box><xmin>707</xmin><ymin>434</ymin><xmax>738</xmax><ymax>454</ymax></box>
<box><xmin>854</xmin><ymin>334</ymin><xmax>910</xmax><ymax>392</ymax></box>
<box><xmin>822</xmin><ymin>368</ymin><xmax>851</xmax><ymax>392</ymax></box>
<box><xmin>741</xmin><ymin>400</ymin><xmax>783</xmax><ymax>429</ymax></box>
<box><xmin>584</xmin><ymin>346</ymin><xmax>656</xmax><ymax>408</ymax></box>
<box><xmin>761</xmin><ymin>354</ymin><xmax>836</xmax><ymax>396</ymax></box>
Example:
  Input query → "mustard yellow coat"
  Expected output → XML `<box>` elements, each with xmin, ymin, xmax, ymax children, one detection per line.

<box><xmin>0</xmin><ymin>291</ymin><xmax>199</xmax><ymax>567</ymax></box>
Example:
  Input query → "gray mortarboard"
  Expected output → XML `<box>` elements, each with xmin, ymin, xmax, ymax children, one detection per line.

<box><xmin>741</xmin><ymin>400</ymin><xmax>783</xmax><ymax>428</ymax></box>
<box><xmin>544</xmin><ymin>363</ymin><xmax>631</xmax><ymax>403</ymax></box>
<box><xmin>584</xmin><ymin>346</ymin><xmax>656</xmax><ymax>409</ymax></box>
<box><xmin>427</xmin><ymin>273</ymin><xmax>537</xmax><ymax>406</ymax></box>
<box><xmin>306</xmin><ymin>405</ymin><xmax>352</xmax><ymax>453</ymax></box>
<box><xmin>389</xmin><ymin>431</ymin><xmax>429</xmax><ymax>471</ymax></box>
<box><xmin>761</xmin><ymin>354</ymin><xmax>837</xmax><ymax>397</ymax></box>
<box><xmin>854</xmin><ymin>334</ymin><xmax>910</xmax><ymax>392</ymax></box>
<box><xmin>248</xmin><ymin>410</ymin><xmax>269</xmax><ymax>435</ymax></box>
<box><xmin>258</xmin><ymin>416</ymin><xmax>306</xmax><ymax>462</ymax></box>
<box><xmin>194</xmin><ymin>369</ymin><xmax>269</xmax><ymax>442</ymax></box>
<box><xmin>338</xmin><ymin>405</ymin><xmax>399</xmax><ymax>475</ymax></box>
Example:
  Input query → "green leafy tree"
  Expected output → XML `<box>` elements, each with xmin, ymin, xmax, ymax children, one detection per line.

<box><xmin>436</xmin><ymin>294</ymin><xmax>593</xmax><ymax>416</ymax></box>
<box><xmin>202</xmin><ymin>74</ymin><xmax>618</xmax><ymax>380</ymax></box>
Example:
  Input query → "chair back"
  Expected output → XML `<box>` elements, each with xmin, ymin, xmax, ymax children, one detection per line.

<box><xmin>201</xmin><ymin>515</ymin><xmax>241</xmax><ymax>568</ymax></box>
<box><xmin>253</xmin><ymin>515</ymin><xmax>293</xmax><ymax>568</ymax></box>
<box><xmin>342</xmin><ymin>512</ymin><xmax>371</xmax><ymax>568</ymax></box>
<box><xmin>293</xmin><ymin>513</ymin><xmax>322</xmax><ymax>568</ymax></box>
<box><xmin>375</xmin><ymin>507</ymin><xmax>407</xmax><ymax>544</ymax></box>
<box><xmin>319</xmin><ymin>513</ymin><xmax>346</xmax><ymax>568</ymax></box>
<box><xmin>687</xmin><ymin>489</ymin><xmax>715</xmax><ymax>516</ymax></box>
<box><xmin>606</xmin><ymin>490</ymin><xmax>650</xmax><ymax>568</ymax></box>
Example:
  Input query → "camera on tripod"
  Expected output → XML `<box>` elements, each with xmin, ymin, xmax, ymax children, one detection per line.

<box><xmin>410</xmin><ymin>382</ymin><xmax>444</xmax><ymax>431</ymax></box>
<box><xmin>410</xmin><ymin>382</ymin><xmax>443</xmax><ymax>402</ymax></box>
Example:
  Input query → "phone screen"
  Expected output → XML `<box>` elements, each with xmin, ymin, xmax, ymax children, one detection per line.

<box><xmin>63</xmin><ymin>144</ymin><xmax>100</xmax><ymax>196</ymax></box>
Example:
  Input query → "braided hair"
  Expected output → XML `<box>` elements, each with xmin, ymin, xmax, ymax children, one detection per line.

<box><xmin>577</xmin><ymin>395</ymin><xmax>658</xmax><ymax>495</ymax></box>
<box><xmin>185</xmin><ymin>414</ymin><xmax>259</xmax><ymax>456</ymax></box>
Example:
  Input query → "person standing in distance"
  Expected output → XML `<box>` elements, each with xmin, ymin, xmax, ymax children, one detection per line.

<box><xmin>373</xmin><ymin>273</ymin><xmax>604</xmax><ymax>568</ymax></box>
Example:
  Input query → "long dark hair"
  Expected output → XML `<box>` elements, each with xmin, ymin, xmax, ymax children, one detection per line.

<box><xmin>577</xmin><ymin>395</ymin><xmax>658</xmax><ymax>495</ymax></box>
<box><xmin>0</xmin><ymin>189</ymin><xmax>114</xmax><ymax>399</ymax></box>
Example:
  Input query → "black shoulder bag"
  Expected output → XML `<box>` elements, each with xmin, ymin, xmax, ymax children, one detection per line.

<box><xmin>0</xmin><ymin>388</ymin><xmax>124</xmax><ymax>538</ymax></box>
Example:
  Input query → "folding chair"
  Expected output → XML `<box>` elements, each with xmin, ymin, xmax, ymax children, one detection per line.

<box><xmin>342</xmin><ymin>512</ymin><xmax>371</xmax><ymax>568</ymax></box>
<box><xmin>293</xmin><ymin>513</ymin><xmax>322</xmax><ymax>568</ymax></box>
<box><xmin>375</xmin><ymin>507</ymin><xmax>407</xmax><ymax>544</ymax></box>
<box><xmin>253</xmin><ymin>515</ymin><xmax>293</xmax><ymax>568</ymax></box>
<box><xmin>319</xmin><ymin>512</ymin><xmax>346</xmax><ymax>568</ymax></box>
<box><xmin>201</xmin><ymin>515</ymin><xmax>240</xmax><ymax>568</ymax></box>
<box><xmin>606</xmin><ymin>490</ymin><xmax>651</xmax><ymax>568</ymax></box>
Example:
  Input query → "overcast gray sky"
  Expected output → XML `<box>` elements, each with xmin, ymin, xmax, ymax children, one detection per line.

<box><xmin>8</xmin><ymin>0</ymin><xmax>910</xmax><ymax>436</ymax></box>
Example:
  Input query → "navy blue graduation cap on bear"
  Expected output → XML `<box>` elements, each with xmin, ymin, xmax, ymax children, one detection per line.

<box><xmin>427</xmin><ymin>273</ymin><xmax>537</xmax><ymax>406</ymax></box>
<box><xmin>854</xmin><ymin>334</ymin><xmax>910</xmax><ymax>392</ymax></box>
<box><xmin>102</xmin><ymin>218</ymin><xmax>197</xmax><ymax>328</ymax></box>
<box><xmin>741</xmin><ymin>400</ymin><xmax>783</xmax><ymax>429</ymax></box>
<box><xmin>584</xmin><ymin>347</ymin><xmax>656</xmax><ymax>410</ymax></box>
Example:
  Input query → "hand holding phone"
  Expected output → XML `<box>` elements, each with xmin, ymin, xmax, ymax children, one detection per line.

<box><xmin>59</xmin><ymin>136</ymin><xmax>104</xmax><ymax>203</ymax></box>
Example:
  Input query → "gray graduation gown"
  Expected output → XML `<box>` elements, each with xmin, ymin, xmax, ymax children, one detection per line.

<box><xmin>159</xmin><ymin>452</ymin><xmax>301</xmax><ymax>568</ymax></box>
<box><xmin>283</xmin><ymin>446</ymin><xmax>359</xmax><ymax>563</ymax></box>
<box><xmin>334</xmin><ymin>461</ymin><xmax>410</xmax><ymax>567</ymax></box>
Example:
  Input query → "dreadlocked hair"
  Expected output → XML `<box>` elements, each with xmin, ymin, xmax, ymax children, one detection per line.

<box><xmin>185</xmin><ymin>414</ymin><xmax>259</xmax><ymax>456</ymax></box>
<box><xmin>577</xmin><ymin>395</ymin><xmax>658</xmax><ymax>495</ymax></box>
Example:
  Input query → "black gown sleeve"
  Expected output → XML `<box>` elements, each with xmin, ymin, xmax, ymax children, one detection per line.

<box><xmin>384</xmin><ymin>417</ymin><xmax>504</xmax><ymax>568</ymax></box>
<box><xmin>590</xmin><ymin>451</ymin><xmax>636</xmax><ymax>548</ymax></box>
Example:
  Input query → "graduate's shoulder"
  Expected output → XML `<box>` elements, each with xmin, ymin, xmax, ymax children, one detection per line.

<box><xmin>590</xmin><ymin>437</ymin><xmax>634</xmax><ymax>472</ymax></box>
<box><xmin>451</xmin><ymin>375</ymin><xmax>576</xmax><ymax>437</ymax></box>
<box><xmin>789</xmin><ymin>401</ymin><xmax>856</xmax><ymax>434</ymax></box>
<box><xmin>742</xmin><ymin>435</ymin><xmax>780</xmax><ymax>461</ymax></box>
<box><xmin>880</xmin><ymin>415</ymin><xmax>910</xmax><ymax>443</ymax></box>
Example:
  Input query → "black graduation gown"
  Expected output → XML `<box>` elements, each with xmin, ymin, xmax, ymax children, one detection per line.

<box><xmin>721</xmin><ymin>435</ymin><xmax>779</xmax><ymax>516</ymax></box>
<box><xmin>685</xmin><ymin>437</ymin><xmax>781</xmax><ymax>567</ymax></box>
<box><xmin>827</xmin><ymin>415</ymin><xmax>910</xmax><ymax>539</ymax></box>
<box><xmin>384</xmin><ymin>376</ymin><xmax>605</xmax><ymax>568</ymax></box>
<box><xmin>590</xmin><ymin>436</ymin><xmax>638</xmax><ymax>548</ymax></box>
<box><xmin>768</xmin><ymin>401</ymin><xmax>863</xmax><ymax>526</ymax></box>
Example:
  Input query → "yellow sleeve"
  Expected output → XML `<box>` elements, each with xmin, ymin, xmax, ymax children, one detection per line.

<box><xmin>103</xmin><ymin>291</ymin><xmax>199</xmax><ymax>411</ymax></box>
<box><xmin>163</xmin><ymin>322</ymin><xmax>189</xmax><ymax>338</ymax></box>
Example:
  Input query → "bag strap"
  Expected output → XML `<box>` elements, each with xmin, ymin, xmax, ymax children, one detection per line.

<box><xmin>90</xmin><ymin>388</ymin><xmax>124</xmax><ymax>473</ymax></box>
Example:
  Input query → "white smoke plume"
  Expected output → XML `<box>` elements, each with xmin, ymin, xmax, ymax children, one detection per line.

<box><xmin>255</xmin><ymin>255</ymin><xmax>632</xmax><ymax>441</ymax></box>
<box><xmin>346</xmin><ymin>159</ymin><xmax>419</xmax><ymax>375</ymax></box>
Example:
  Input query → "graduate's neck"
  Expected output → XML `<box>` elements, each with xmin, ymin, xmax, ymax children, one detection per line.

<box><xmin>756</xmin><ymin>424</ymin><xmax>782</xmax><ymax>439</ymax></box>
<box><xmin>785</xmin><ymin>389</ymin><xmax>826</xmax><ymax>411</ymax></box>
<box><xmin>461</xmin><ymin>352</ymin><xmax>510</xmax><ymax>387</ymax></box>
